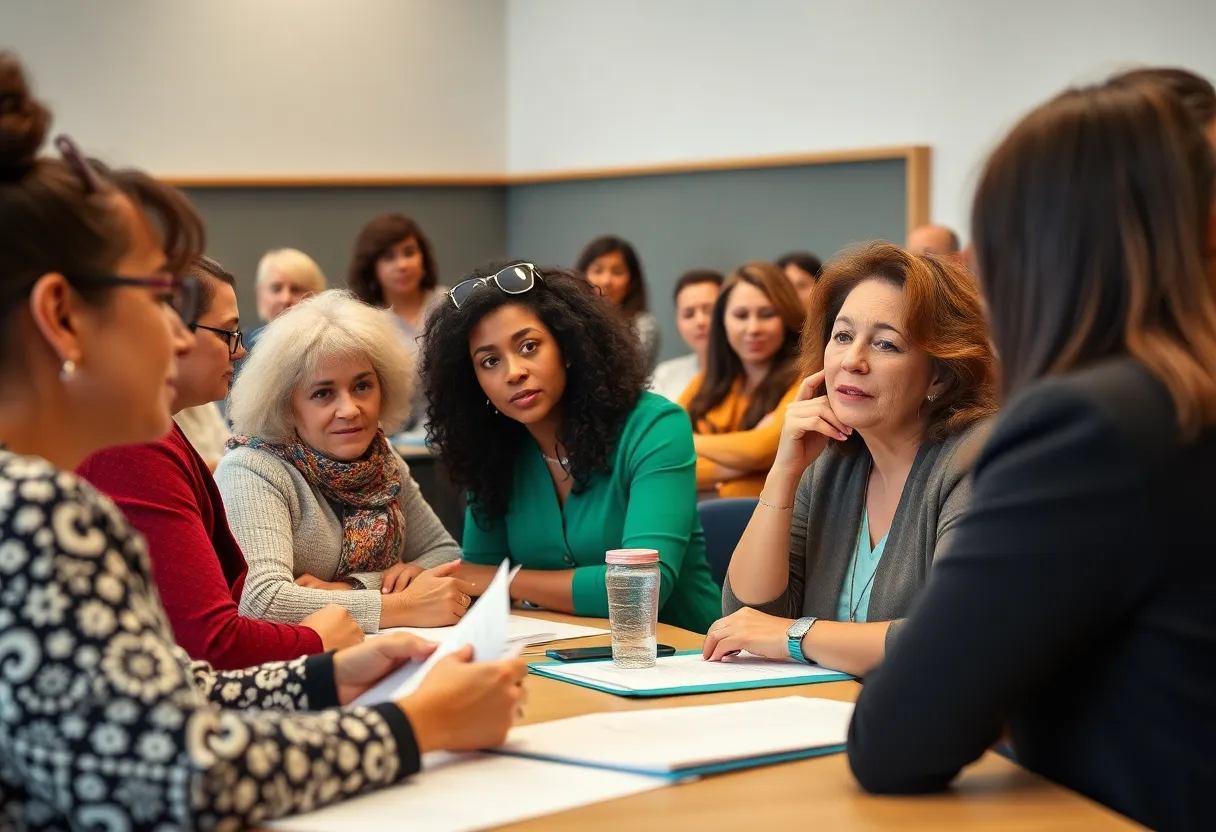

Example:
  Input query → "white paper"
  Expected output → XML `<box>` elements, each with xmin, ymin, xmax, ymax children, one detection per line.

<box><xmin>538</xmin><ymin>652</ymin><xmax>846</xmax><ymax>692</ymax></box>
<box><xmin>499</xmin><ymin>696</ymin><xmax>854</xmax><ymax>775</ymax></box>
<box><xmin>268</xmin><ymin>751</ymin><xmax>664</xmax><ymax>832</ymax></box>
<box><xmin>354</xmin><ymin>561</ymin><xmax>514</xmax><ymax>706</ymax></box>
<box><xmin>375</xmin><ymin>614</ymin><xmax>607</xmax><ymax>648</ymax></box>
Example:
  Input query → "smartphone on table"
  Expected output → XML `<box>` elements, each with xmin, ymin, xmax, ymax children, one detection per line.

<box><xmin>545</xmin><ymin>644</ymin><xmax>676</xmax><ymax>662</ymax></box>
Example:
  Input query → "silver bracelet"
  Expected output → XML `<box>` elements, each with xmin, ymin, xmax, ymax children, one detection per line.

<box><xmin>757</xmin><ymin>495</ymin><xmax>794</xmax><ymax>511</ymax></box>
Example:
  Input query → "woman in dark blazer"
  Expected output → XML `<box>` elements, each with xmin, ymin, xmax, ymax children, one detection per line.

<box><xmin>847</xmin><ymin>71</ymin><xmax>1216</xmax><ymax>832</ymax></box>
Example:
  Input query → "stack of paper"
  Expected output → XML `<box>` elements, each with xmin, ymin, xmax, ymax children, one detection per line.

<box><xmin>496</xmin><ymin>696</ymin><xmax>855</xmax><ymax>780</ymax></box>
<box><xmin>531</xmin><ymin>651</ymin><xmax>852</xmax><ymax>696</ymax></box>
<box><xmin>270</xmin><ymin>751</ymin><xmax>664</xmax><ymax>832</ymax></box>
<box><xmin>376</xmin><ymin>614</ymin><xmax>608</xmax><ymax>648</ymax></box>
<box><xmin>354</xmin><ymin>562</ymin><xmax>516</xmax><ymax>706</ymax></box>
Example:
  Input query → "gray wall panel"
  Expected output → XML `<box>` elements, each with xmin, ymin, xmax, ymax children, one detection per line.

<box><xmin>506</xmin><ymin>160</ymin><xmax>906</xmax><ymax>360</ymax></box>
<box><xmin>182</xmin><ymin>186</ymin><xmax>509</xmax><ymax>325</ymax></box>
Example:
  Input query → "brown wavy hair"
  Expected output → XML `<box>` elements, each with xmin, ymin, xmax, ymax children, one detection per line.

<box><xmin>687</xmin><ymin>261</ymin><xmax>805</xmax><ymax>431</ymax></box>
<box><xmin>346</xmin><ymin>213</ymin><xmax>438</xmax><ymax>305</ymax></box>
<box><xmin>972</xmin><ymin>74</ymin><xmax>1216</xmax><ymax>436</ymax></box>
<box><xmin>800</xmin><ymin>242</ymin><xmax>998</xmax><ymax>446</ymax></box>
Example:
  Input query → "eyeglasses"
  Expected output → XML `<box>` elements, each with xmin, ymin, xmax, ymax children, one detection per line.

<box><xmin>449</xmin><ymin>263</ymin><xmax>543</xmax><ymax>309</ymax></box>
<box><xmin>66</xmin><ymin>274</ymin><xmax>203</xmax><ymax>325</ymax></box>
<box><xmin>191</xmin><ymin>324</ymin><xmax>244</xmax><ymax>355</ymax></box>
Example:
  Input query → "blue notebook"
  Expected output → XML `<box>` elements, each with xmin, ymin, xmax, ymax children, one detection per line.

<box><xmin>491</xmin><ymin>695</ymin><xmax>854</xmax><ymax>780</ymax></box>
<box><xmin>529</xmin><ymin>650</ymin><xmax>854</xmax><ymax>697</ymax></box>
<box><xmin>491</xmin><ymin>744</ymin><xmax>846</xmax><ymax>781</ymax></box>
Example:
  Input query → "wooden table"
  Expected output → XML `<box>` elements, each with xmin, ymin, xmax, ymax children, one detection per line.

<box><xmin>505</xmin><ymin>610</ymin><xmax>1144</xmax><ymax>831</ymax></box>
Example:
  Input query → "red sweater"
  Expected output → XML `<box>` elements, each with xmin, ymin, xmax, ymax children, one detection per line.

<box><xmin>77</xmin><ymin>424</ymin><xmax>324</xmax><ymax>668</ymax></box>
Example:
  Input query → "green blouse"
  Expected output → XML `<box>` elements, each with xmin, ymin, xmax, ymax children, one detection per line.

<box><xmin>461</xmin><ymin>392</ymin><xmax>721</xmax><ymax>634</ymax></box>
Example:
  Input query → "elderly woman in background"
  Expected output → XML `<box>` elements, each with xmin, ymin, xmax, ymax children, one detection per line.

<box><xmin>704</xmin><ymin>243</ymin><xmax>997</xmax><ymax>677</ymax></box>
<box><xmin>247</xmin><ymin>246</ymin><xmax>326</xmax><ymax>352</ymax></box>
<box><xmin>217</xmin><ymin>290</ymin><xmax>470</xmax><ymax>633</ymax></box>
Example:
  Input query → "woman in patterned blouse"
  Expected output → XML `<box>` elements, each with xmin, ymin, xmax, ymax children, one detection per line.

<box><xmin>0</xmin><ymin>52</ymin><xmax>526</xmax><ymax>832</ymax></box>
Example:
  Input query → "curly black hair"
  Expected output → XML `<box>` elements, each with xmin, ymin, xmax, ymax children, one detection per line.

<box><xmin>420</xmin><ymin>264</ymin><xmax>649</xmax><ymax>526</ymax></box>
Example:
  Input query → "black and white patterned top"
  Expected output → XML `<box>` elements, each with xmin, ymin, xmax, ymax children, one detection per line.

<box><xmin>0</xmin><ymin>451</ymin><xmax>421</xmax><ymax>831</ymax></box>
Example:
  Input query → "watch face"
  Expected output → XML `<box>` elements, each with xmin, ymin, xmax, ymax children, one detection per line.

<box><xmin>788</xmin><ymin>618</ymin><xmax>813</xmax><ymax>640</ymax></box>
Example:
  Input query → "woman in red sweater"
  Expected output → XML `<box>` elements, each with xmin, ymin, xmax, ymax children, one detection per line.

<box><xmin>78</xmin><ymin>256</ymin><xmax>362</xmax><ymax>668</ymax></box>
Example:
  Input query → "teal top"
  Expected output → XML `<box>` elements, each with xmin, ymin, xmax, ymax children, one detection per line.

<box><xmin>834</xmin><ymin>511</ymin><xmax>889</xmax><ymax>623</ymax></box>
<box><xmin>461</xmin><ymin>392</ymin><xmax>721</xmax><ymax>634</ymax></box>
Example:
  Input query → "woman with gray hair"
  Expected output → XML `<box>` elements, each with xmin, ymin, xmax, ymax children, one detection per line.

<box><xmin>217</xmin><ymin>290</ymin><xmax>470</xmax><ymax>633</ymax></box>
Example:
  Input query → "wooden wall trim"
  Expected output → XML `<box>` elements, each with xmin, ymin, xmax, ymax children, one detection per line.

<box><xmin>168</xmin><ymin>173</ymin><xmax>511</xmax><ymax>188</ymax></box>
<box><xmin>904</xmin><ymin>146</ymin><xmax>932</xmax><ymax>236</ymax></box>
<box><xmin>164</xmin><ymin>145</ymin><xmax>930</xmax><ymax>192</ymax></box>
<box><xmin>504</xmin><ymin>146</ymin><xmax>924</xmax><ymax>185</ymax></box>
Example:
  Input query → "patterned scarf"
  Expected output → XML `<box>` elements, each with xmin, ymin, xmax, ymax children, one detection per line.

<box><xmin>227</xmin><ymin>430</ymin><xmax>405</xmax><ymax>580</ymax></box>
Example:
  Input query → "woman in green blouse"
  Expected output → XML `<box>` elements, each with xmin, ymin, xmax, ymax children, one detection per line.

<box><xmin>420</xmin><ymin>263</ymin><xmax>720</xmax><ymax>633</ymax></box>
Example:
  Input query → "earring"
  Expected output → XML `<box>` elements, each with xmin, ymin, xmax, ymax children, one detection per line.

<box><xmin>60</xmin><ymin>359</ymin><xmax>77</xmax><ymax>383</ymax></box>
<box><xmin>486</xmin><ymin>398</ymin><xmax>498</xmax><ymax>415</ymax></box>
<box><xmin>926</xmin><ymin>394</ymin><xmax>938</xmax><ymax>402</ymax></box>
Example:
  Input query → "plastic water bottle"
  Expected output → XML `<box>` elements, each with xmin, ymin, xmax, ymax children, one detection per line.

<box><xmin>604</xmin><ymin>549</ymin><xmax>660</xmax><ymax>668</ymax></box>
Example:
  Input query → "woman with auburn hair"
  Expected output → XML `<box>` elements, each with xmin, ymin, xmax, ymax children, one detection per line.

<box><xmin>679</xmin><ymin>261</ymin><xmax>806</xmax><ymax>497</ymax></box>
<box><xmin>847</xmin><ymin>75</ymin><xmax>1216</xmax><ymax>831</ymax></box>
<box><xmin>703</xmin><ymin>242</ymin><xmax>997</xmax><ymax>677</ymax></box>
<box><xmin>348</xmin><ymin>213</ymin><xmax>441</xmax><ymax>431</ymax></box>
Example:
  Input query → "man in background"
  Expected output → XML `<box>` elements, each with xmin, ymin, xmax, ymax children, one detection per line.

<box><xmin>906</xmin><ymin>224</ymin><xmax>964</xmax><ymax>261</ymax></box>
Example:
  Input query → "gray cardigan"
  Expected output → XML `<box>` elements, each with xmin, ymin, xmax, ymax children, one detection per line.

<box><xmin>215</xmin><ymin>442</ymin><xmax>461</xmax><ymax>632</ymax></box>
<box><xmin>722</xmin><ymin>419</ymin><xmax>991</xmax><ymax>645</ymax></box>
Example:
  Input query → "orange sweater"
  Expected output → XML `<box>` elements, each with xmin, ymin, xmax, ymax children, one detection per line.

<box><xmin>679</xmin><ymin>375</ymin><xmax>801</xmax><ymax>497</ymax></box>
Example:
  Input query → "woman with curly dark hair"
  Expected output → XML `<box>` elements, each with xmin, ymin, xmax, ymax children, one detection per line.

<box><xmin>420</xmin><ymin>263</ymin><xmax>720</xmax><ymax>632</ymax></box>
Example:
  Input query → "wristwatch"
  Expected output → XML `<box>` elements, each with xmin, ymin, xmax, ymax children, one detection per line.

<box><xmin>786</xmin><ymin>617</ymin><xmax>818</xmax><ymax>664</ymax></box>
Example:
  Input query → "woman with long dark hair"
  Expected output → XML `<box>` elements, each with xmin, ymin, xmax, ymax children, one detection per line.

<box><xmin>348</xmin><ymin>213</ymin><xmax>441</xmax><ymax>431</ymax></box>
<box><xmin>847</xmin><ymin>71</ymin><xmax>1216</xmax><ymax>831</ymax></box>
<box><xmin>575</xmin><ymin>235</ymin><xmax>661</xmax><ymax>371</ymax></box>
<box><xmin>420</xmin><ymin>263</ymin><xmax>720</xmax><ymax>632</ymax></box>
<box><xmin>679</xmin><ymin>261</ymin><xmax>806</xmax><ymax>497</ymax></box>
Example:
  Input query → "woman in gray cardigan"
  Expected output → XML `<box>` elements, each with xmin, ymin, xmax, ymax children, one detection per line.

<box><xmin>216</xmin><ymin>290</ymin><xmax>467</xmax><ymax>633</ymax></box>
<box><xmin>704</xmin><ymin>243</ymin><xmax>998</xmax><ymax>676</ymax></box>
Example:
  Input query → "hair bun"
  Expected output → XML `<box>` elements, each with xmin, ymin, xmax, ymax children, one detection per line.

<box><xmin>0</xmin><ymin>53</ymin><xmax>50</xmax><ymax>182</ymax></box>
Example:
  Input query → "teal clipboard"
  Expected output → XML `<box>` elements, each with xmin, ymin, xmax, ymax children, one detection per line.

<box><xmin>488</xmin><ymin>743</ymin><xmax>846</xmax><ymax>781</ymax></box>
<box><xmin>528</xmin><ymin>650</ymin><xmax>854</xmax><ymax>697</ymax></box>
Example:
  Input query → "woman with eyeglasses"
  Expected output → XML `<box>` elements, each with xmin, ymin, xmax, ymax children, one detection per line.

<box><xmin>420</xmin><ymin>263</ymin><xmax>721</xmax><ymax>632</ymax></box>
<box><xmin>171</xmin><ymin>258</ymin><xmax>245</xmax><ymax>471</ymax></box>
<box><xmin>78</xmin><ymin>256</ymin><xmax>366</xmax><ymax>668</ymax></box>
<box><xmin>0</xmin><ymin>54</ymin><xmax>527</xmax><ymax>831</ymax></box>
<box><xmin>217</xmin><ymin>290</ymin><xmax>470</xmax><ymax>633</ymax></box>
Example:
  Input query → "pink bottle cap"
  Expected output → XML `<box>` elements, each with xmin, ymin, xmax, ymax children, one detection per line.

<box><xmin>605</xmin><ymin>548</ymin><xmax>660</xmax><ymax>565</ymax></box>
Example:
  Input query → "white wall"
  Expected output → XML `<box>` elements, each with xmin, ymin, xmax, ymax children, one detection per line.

<box><xmin>7</xmin><ymin>0</ymin><xmax>1216</xmax><ymax>233</ymax></box>
<box><xmin>1</xmin><ymin>0</ymin><xmax>506</xmax><ymax>176</ymax></box>
<box><xmin>507</xmin><ymin>0</ymin><xmax>1216</xmax><ymax>237</ymax></box>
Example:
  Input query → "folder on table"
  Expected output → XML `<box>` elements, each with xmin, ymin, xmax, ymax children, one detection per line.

<box><xmin>494</xmin><ymin>696</ymin><xmax>855</xmax><ymax>780</ymax></box>
<box><xmin>529</xmin><ymin>650</ymin><xmax>853</xmax><ymax>697</ymax></box>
